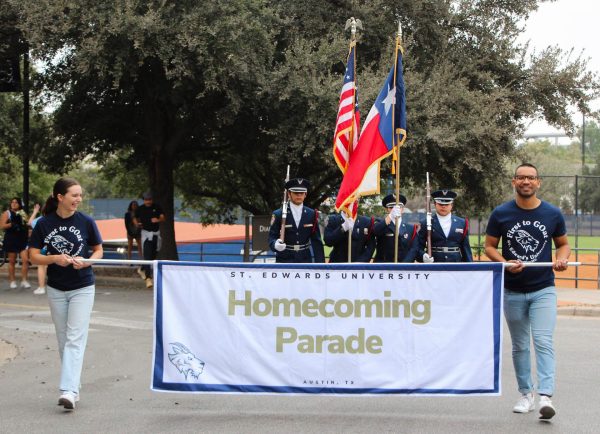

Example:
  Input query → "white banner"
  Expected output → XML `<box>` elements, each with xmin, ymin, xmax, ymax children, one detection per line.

<box><xmin>152</xmin><ymin>262</ymin><xmax>504</xmax><ymax>395</ymax></box>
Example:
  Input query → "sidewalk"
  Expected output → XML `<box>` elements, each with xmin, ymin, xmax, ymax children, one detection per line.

<box><xmin>557</xmin><ymin>286</ymin><xmax>600</xmax><ymax>317</ymax></box>
<box><xmin>2</xmin><ymin>266</ymin><xmax>599</xmax><ymax>315</ymax></box>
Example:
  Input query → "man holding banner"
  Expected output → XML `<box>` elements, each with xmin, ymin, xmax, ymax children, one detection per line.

<box><xmin>485</xmin><ymin>163</ymin><xmax>570</xmax><ymax>421</ymax></box>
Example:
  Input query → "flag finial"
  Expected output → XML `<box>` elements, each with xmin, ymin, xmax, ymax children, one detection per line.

<box><xmin>345</xmin><ymin>17</ymin><xmax>363</xmax><ymax>39</ymax></box>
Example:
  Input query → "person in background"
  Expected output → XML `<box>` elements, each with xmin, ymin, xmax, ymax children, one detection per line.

<box><xmin>28</xmin><ymin>203</ymin><xmax>48</xmax><ymax>295</ymax></box>
<box><xmin>373</xmin><ymin>194</ymin><xmax>418</xmax><ymax>263</ymax></box>
<box><xmin>29</xmin><ymin>177</ymin><xmax>103</xmax><ymax>410</ymax></box>
<box><xmin>1</xmin><ymin>197</ymin><xmax>31</xmax><ymax>289</ymax></box>
<box><xmin>485</xmin><ymin>163</ymin><xmax>570</xmax><ymax>420</ymax></box>
<box><xmin>124</xmin><ymin>201</ymin><xmax>143</xmax><ymax>260</ymax></box>
<box><xmin>416</xmin><ymin>189</ymin><xmax>473</xmax><ymax>263</ymax></box>
<box><xmin>133</xmin><ymin>192</ymin><xmax>165</xmax><ymax>288</ymax></box>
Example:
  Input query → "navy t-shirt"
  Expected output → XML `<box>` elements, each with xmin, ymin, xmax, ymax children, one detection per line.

<box><xmin>29</xmin><ymin>211</ymin><xmax>103</xmax><ymax>291</ymax></box>
<box><xmin>135</xmin><ymin>203</ymin><xmax>163</xmax><ymax>232</ymax></box>
<box><xmin>486</xmin><ymin>200</ymin><xmax>567</xmax><ymax>292</ymax></box>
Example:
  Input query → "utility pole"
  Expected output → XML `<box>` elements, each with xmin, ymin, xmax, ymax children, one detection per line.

<box><xmin>22</xmin><ymin>47</ymin><xmax>30</xmax><ymax>213</ymax></box>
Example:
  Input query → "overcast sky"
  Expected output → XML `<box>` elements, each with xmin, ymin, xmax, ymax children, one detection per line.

<box><xmin>519</xmin><ymin>0</ymin><xmax>599</xmax><ymax>137</ymax></box>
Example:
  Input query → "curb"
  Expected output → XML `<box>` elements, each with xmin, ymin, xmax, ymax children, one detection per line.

<box><xmin>557</xmin><ymin>306</ymin><xmax>600</xmax><ymax>317</ymax></box>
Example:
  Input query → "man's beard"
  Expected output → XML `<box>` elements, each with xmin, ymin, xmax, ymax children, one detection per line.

<box><xmin>516</xmin><ymin>187</ymin><xmax>536</xmax><ymax>198</ymax></box>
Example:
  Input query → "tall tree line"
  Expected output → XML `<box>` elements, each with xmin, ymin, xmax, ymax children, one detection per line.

<box><xmin>2</xmin><ymin>0</ymin><xmax>598</xmax><ymax>258</ymax></box>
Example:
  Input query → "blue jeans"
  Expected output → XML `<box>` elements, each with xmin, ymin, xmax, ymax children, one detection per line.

<box><xmin>47</xmin><ymin>285</ymin><xmax>95</xmax><ymax>395</ymax></box>
<box><xmin>503</xmin><ymin>286</ymin><xmax>557</xmax><ymax>396</ymax></box>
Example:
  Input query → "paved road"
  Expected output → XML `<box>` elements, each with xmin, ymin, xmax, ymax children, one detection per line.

<box><xmin>1</xmin><ymin>284</ymin><xmax>599</xmax><ymax>433</ymax></box>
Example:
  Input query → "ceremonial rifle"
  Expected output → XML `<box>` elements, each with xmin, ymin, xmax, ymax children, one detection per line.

<box><xmin>426</xmin><ymin>172</ymin><xmax>432</xmax><ymax>257</ymax></box>
<box><xmin>279</xmin><ymin>165</ymin><xmax>290</xmax><ymax>242</ymax></box>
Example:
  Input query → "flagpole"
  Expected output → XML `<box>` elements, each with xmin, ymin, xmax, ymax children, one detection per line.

<box><xmin>393</xmin><ymin>21</ymin><xmax>402</xmax><ymax>263</ymax></box>
<box><xmin>345</xmin><ymin>17</ymin><xmax>361</xmax><ymax>263</ymax></box>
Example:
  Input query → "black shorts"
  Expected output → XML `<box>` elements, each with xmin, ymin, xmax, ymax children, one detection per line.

<box><xmin>3</xmin><ymin>231</ymin><xmax>28</xmax><ymax>253</ymax></box>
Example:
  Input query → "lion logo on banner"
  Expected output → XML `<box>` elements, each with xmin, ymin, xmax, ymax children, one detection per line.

<box><xmin>515</xmin><ymin>229</ymin><xmax>539</xmax><ymax>253</ymax></box>
<box><xmin>168</xmin><ymin>342</ymin><xmax>205</xmax><ymax>380</ymax></box>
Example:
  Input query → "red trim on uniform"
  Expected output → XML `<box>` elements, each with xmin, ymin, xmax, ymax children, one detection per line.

<box><xmin>461</xmin><ymin>218</ymin><xmax>469</xmax><ymax>241</ymax></box>
<box><xmin>311</xmin><ymin>210</ymin><xmax>319</xmax><ymax>235</ymax></box>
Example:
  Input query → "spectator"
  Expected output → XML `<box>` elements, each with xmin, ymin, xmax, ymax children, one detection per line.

<box><xmin>1</xmin><ymin>197</ymin><xmax>30</xmax><ymax>289</ymax></box>
<box><xmin>124</xmin><ymin>200</ymin><xmax>143</xmax><ymax>260</ymax></box>
<box><xmin>28</xmin><ymin>203</ymin><xmax>48</xmax><ymax>295</ymax></box>
<box><xmin>133</xmin><ymin>191</ymin><xmax>165</xmax><ymax>288</ymax></box>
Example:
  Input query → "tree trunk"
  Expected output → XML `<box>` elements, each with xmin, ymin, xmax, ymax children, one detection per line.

<box><xmin>150</xmin><ymin>146</ymin><xmax>178</xmax><ymax>260</ymax></box>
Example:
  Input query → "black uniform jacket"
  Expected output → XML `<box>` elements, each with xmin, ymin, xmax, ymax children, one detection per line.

<box><xmin>373</xmin><ymin>218</ymin><xmax>419</xmax><ymax>263</ymax></box>
<box><xmin>324</xmin><ymin>214</ymin><xmax>376</xmax><ymax>263</ymax></box>
<box><xmin>268</xmin><ymin>205</ymin><xmax>325</xmax><ymax>263</ymax></box>
<box><xmin>416</xmin><ymin>214</ymin><xmax>473</xmax><ymax>262</ymax></box>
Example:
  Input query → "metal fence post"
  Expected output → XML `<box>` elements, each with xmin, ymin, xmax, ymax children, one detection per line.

<box><xmin>243</xmin><ymin>215</ymin><xmax>250</xmax><ymax>262</ymax></box>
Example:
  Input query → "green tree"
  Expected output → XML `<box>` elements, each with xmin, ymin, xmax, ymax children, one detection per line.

<box><xmin>517</xmin><ymin>139</ymin><xmax>581</xmax><ymax>209</ymax></box>
<box><xmin>577</xmin><ymin>119</ymin><xmax>600</xmax><ymax>163</ymax></box>
<box><xmin>12</xmin><ymin>0</ymin><xmax>600</xmax><ymax>258</ymax></box>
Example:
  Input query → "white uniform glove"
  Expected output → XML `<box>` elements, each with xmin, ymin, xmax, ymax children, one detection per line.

<box><xmin>341</xmin><ymin>213</ymin><xmax>355</xmax><ymax>232</ymax></box>
<box><xmin>389</xmin><ymin>205</ymin><xmax>402</xmax><ymax>220</ymax></box>
<box><xmin>423</xmin><ymin>253</ymin><xmax>434</xmax><ymax>263</ymax></box>
<box><xmin>274</xmin><ymin>239</ymin><xmax>286</xmax><ymax>252</ymax></box>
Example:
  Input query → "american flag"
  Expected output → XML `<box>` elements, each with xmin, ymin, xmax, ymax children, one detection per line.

<box><xmin>336</xmin><ymin>39</ymin><xmax>406</xmax><ymax>216</ymax></box>
<box><xmin>333</xmin><ymin>42</ymin><xmax>360</xmax><ymax>175</ymax></box>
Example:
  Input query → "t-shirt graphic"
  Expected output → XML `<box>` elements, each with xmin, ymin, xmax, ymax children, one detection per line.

<box><xmin>514</xmin><ymin>230</ymin><xmax>539</xmax><ymax>253</ymax></box>
<box><xmin>505</xmin><ymin>219</ymin><xmax>550</xmax><ymax>262</ymax></box>
<box><xmin>50</xmin><ymin>234</ymin><xmax>75</xmax><ymax>255</ymax></box>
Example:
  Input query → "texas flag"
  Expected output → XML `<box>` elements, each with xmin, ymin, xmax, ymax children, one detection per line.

<box><xmin>335</xmin><ymin>46</ymin><xmax>406</xmax><ymax>212</ymax></box>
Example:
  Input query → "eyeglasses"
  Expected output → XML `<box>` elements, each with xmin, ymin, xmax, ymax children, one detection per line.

<box><xmin>514</xmin><ymin>175</ymin><xmax>539</xmax><ymax>181</ymax></box>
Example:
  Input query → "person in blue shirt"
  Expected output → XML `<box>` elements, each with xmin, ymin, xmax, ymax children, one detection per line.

<box><xmin>29</xmin><ymin>177</ymin><xmax>103</xmax><ymax>411</ymax></box>
<box><xmin>485</xmin><ymin>163</ymin><xmax>570</xmax><ymax>421</ymax></box>
<box><xmin>268</xmin><ymin>177</ymin><xmax>325</xmax><ymax>263</ymax></box>
<box><xmin>416</xmin><ymin>189</ymin><xmax>473</xmax><ymax>263</ymax></box>
<box><xmin>373</xmin><ymin>194</ymin><xmax>418</xmax><ymax>263</ymax></box>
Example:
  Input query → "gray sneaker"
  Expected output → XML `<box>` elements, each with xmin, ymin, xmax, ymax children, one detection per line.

<box><xmin>513</xmin><ymin>392</ymin><xmax>535</xmax><ymax>413</ymax></box>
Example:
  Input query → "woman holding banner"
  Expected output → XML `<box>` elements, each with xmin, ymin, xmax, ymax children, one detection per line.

<box><xmin>29</xmin><ymin>177</ymin><xmax>103</xmax><ymax>410</ymax></box>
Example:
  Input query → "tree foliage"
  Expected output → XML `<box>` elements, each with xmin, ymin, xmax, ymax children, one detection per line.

<box><xmin>10</xmin><ymin>0</ymin><xmax>600</xmax><ymax>256</ymax></box>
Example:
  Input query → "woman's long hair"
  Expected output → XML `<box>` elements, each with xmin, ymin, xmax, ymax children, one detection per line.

<box><xmin>44</xmin><ymin>177</ymin><xmax>80</xmax><ymax>215</ymax></box>
<box><xmin>127</xmin><ymin>200</ymin><xmax>139</xmax><ymax>213</ymax></box>
<box><xmin>9</xmin><ymin>197</ymin><xmax>23</xmax><ymax>211</ymax></box>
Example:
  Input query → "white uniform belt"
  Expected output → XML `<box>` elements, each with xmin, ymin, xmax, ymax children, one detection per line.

<box><xmin>432</xmin><ymin>246</ymin><xmax>460</xmax><ymax>253</ymax></box>
<box><xmin>285</xmin><ymin>243</ymin><xmax>311</xmax><ymax>251</ymax></box>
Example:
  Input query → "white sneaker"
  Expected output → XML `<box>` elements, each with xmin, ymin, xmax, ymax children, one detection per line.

<box><xmin>9</xmin><ymin>281</ymin><xmax>17</xmax><ymax>289</ymax></box>
<box><xmin>513</xmin><ymin>392</ymin><xmax>535</xmax><ymax>413</ymax></box>
<box><xmin>58</xmin><ymin>392</ymin><xmax>76</xmax><ymax>410</ymax></box>
<box><xmin>33</xmin><ymin>286</ymin><xmax>46</xmax><ymax>295</ymax></box>
<box><xmin>20</xmin><ymin>280</ymin><xmax>31</xmax><ymax>289</ymax></box>
<box><xmin>137</xmin><ymin>267</ymin><xmax>146</xmax><ymax>279</ymax></box>
<box><xmin>539</xmin><ymin>395</ymin><xmax>556</xmax><ymax>420</ymax></box>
